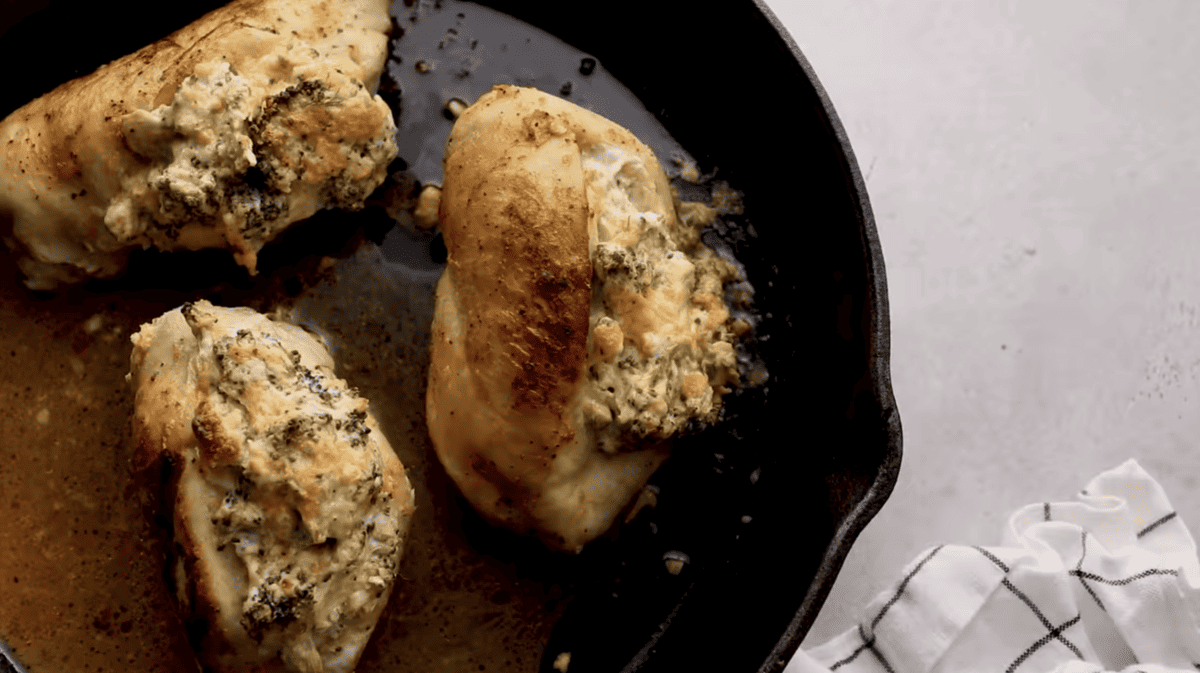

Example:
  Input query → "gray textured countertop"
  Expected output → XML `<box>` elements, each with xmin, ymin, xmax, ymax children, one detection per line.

<box><xmin>761</xmin><ymin>0</ymin><xmax>1200</xmax><ymax>648</ymax></box>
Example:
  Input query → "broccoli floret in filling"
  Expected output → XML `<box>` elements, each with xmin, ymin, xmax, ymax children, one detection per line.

<box><xmin>242</xmin><ymin>570</ymin><xmax>315</xmax><ymax>642</ymax></box>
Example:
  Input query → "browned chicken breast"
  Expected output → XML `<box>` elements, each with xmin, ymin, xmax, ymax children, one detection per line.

<box><xmin>0</xmin><ymin>0</ymin><xmax>396</xmax><ymax>290</ymax></box>
<box><xmin>426</xmin><ymin>85</ymin><xmax>741</xmax><ymax>553</ymax></box>
<box><xmin>129</xmin><ymin>300</ymin><xmax>414</xmax><ymax>673</ymax></box>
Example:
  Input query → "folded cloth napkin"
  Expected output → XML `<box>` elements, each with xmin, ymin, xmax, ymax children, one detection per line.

<box><xmin>789</xmin><ymin>460</ymin><xmax>1200</xmax><ymax>673</ymax></box>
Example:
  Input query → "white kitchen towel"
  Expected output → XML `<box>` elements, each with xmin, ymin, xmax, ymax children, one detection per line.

<box><xmin>789</xmin><ymin>460</ymin><xmax>1200</xmax><ymax>673</ymax></box>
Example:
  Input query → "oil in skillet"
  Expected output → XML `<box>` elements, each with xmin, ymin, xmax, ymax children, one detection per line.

<box><xmin>0</xmin><ymin>2</ymin><xmax>766</xmax><ymax>673</ymax></box>
<box><xmin>384</xmin><ymin>0</ymin><xmax>700</xmax><ymax>187</ymax></box>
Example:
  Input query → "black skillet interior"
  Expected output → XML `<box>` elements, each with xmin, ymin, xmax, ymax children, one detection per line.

<box><xmin>0</xmin><ymin>1</ymin><xmax>901</xmax><ymax>671</ymax></box>
<box><xmin>471</xmin><ymin>3</ymin><xmax>902</xmax><ymax>671</ymax></box>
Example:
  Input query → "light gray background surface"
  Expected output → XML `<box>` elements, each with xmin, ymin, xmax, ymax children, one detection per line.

<box><xmin>758</xmin><ymin>0</ymin><xmax>1200</xmax><ymax>648</ymax></box>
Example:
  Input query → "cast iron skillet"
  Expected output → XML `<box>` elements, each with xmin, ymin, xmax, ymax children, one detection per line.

<box><xmin>0</xmin><ymin>1</ymin><xmax>901</xmax><ymax>671</ymax></box>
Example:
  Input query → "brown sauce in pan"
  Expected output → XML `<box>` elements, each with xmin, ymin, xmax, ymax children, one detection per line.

<box><xmin>0</xmin><ymin>239</ymin><xmax>567</xmax><ymax>673</ymax></box>
<box><xmin>0</xmin><ymin>264</ymin><xmax>200</xmax><ymax>672</ymax></box>
<box><xmin>283</xmin><ymin>244</ymin><xmax>571</xmax><ymax>673</ymax></box>
<box><xmin>0</xmin><ymin>2</ymin><xmax>758</xmax><ymax>671</ymax></box>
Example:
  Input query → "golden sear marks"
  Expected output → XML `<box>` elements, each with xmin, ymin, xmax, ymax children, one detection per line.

<box><xmin>0</xmin><ymin>0</ymin><xmax>395</xmax><ymax>289</ymax></box>
<box><xmin>428</xmin><ymin>85</ymin><xmax>741</xmax><ymax>553</ymax></box>
<box><xmin>443</xmin><ymin>105</ymin><xmax>591</xmax><ymax>427</ymax></box>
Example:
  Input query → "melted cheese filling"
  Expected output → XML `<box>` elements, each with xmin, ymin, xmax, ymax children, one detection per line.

<box><xmin>178</xmin><ymin>303</ymin><xmax>406</xmax><ymax>670</ymax></box>
<box><xmin>109</xmin><ymin>55</ymin><xmax>396</xmax><ymax>272</ymax></box>
<box><xmin>580</xmin><ymin>145</ymin><xmax>739</xmax><ymax>451</ymax></box>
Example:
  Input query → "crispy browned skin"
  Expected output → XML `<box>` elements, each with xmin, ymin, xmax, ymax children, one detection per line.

<box><xmin>0</xmin><ymin>0</ymin><xmax>394</xmax><ymax>289</ymax></box>
<box><xmin>441</xmin><ymin>90</ymin><xmax>593</xmax><ymax>439</ymax></box>
<box><xmin>428</xmin><ymin>85</ymin><xmax>703</xmax><ymax>553</ymax></box>
<box><xmin>431</xmin><ymin>88</ymin><xmax>593</xmax><ymax>541</ymax></box>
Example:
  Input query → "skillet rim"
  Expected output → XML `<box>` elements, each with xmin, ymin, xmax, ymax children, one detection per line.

<box><xmin>0</xmin><ymin>0</ymin><xmax>902</xmax><ymax>670</ymax></box>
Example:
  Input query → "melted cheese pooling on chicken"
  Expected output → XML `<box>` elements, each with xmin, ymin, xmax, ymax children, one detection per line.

<box><xmin>580</xmin><ymin>145</ymin><xmax>740</xmax><ymax>453</ymax></box>
<box><xmin>129</xmin><ymin>301</ymin><xmax>414</xmax><ymax>673</ymax></box>
<box><xmin>108</xmin><ymin>56</ymin><xmax>396</xmax><ymax>272</ymax></box>
<box><xmin>0</xmin><ymin>0</ymin><xmax>397</xmax><ymax>289</ymax></box>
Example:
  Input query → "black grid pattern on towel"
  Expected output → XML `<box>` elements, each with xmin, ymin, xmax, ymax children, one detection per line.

<box><xmin>822</xmin><ymin>530</ymin><xmax>1189</xmax><ymax>672</ymax></box>
<box><xmin>1072</xmin><ymin>531</ymin><xmax>1105</xmax><ymax>611</ymax></box>
<box><xmin>829</xmin><ymin>545</ymin><xmax>946</xmax><ymax>671</ymax></box>
<box><xmin>1067</xmin><ymin>527</ymin><xmax>1181</xmax><ymax>618</ymax></box>
<box><xmin>1137</xmin><ymin>511</ymin><xmax>1178</xmax><ymax>539</ymax></box>
<box><xmin>972</xmin><ymin>546</ymin><xmax>1085</xmax><ymax>672</ymax></box>
<box><xmin>1004</xmin><ymin>613</ymin><xmax>1082</xmax><ymax>673</ymax></box>
<box><xmin>1072</xmin><ymin>568</ymin><xmax>1179</xmax><ymax>587</ymax></box>
<box><xmin>972</xmin><ymin>545</ymin><xmax>1009</xmax><ymax>573</ymax></box>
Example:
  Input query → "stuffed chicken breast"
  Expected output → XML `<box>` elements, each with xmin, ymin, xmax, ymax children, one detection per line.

<box><xmin>0</xmin><ymin>0</ymin><xmax>397</xmax><ymax>290</ymax></box>
<box><xmin>426</xmin><ymin>85</ymin><xmax>741</xmax><ymax>553</ymax></box>
<box><xmin>129</xmin><ymin>300</ymin><xmax>414</xmax><ymax>673</ymax></box>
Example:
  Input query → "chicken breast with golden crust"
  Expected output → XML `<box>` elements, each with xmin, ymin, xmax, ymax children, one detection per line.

<box><xmin>0</xmin><ymin>0</ymin><xmax>396</xmax><ymax>290</ymax></box>
<box><xmin>426</xmin><ymin>85</ymin><xmax>741</xmax><ymax>553</ymax></box>
<box><xmin>129</xmin><ymin>300</ymin><xmax>415</xmax><ymax>673</ymax></box>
